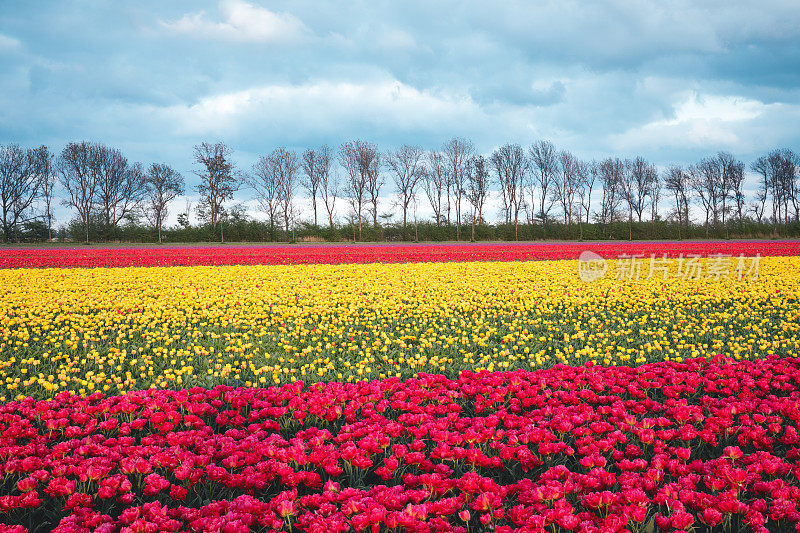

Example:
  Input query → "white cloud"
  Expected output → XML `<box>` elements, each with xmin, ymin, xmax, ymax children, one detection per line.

<box><xmin>609</xmin><ymin>92</ymin><xmax>779</xmax><ymax>150</ymax></box>
<box><xmin>162</xmin><ymin>79</ymin><xmax>481</xmax><ymax>138</ymax></box>
<box><xmin>0</xmin><ymin>33</ymin><xmax>21</xmax><ymax>52</ymax></box>
<box><xmin>481</xmin><ymin>0</ymin><xmax>800</xmax><ymax>65</ymax></box>
<box><xmin>160</xmin><ymin>0</ymin><xmax>309</xmax><ymax>43</ymax></box>
<box><xmin>376</xmin><ymin>28</ymin><xmax>418</xmax><ymax>52</ymax></box>
<box><xmin>673</xmin><ymin>93</ymin><xmax>765</xmax><ymax>123</ymax></box>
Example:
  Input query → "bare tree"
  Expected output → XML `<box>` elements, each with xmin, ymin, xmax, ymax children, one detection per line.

<box><xmin>596</xmin><ymin>157</ymin><xmax>624</xmax><ymax>236</ymax></box>
<box><xmin>726</xmin><ymin>157</ymin><xmax>746</xmax><ymax>228</ymax></box>
<box><xmin>302</xmin><ymin>149</ymin><xmax>319</xmax><ymax>227</ymax></box>
<box><xmin>528</xmin><ymin>140</ymin><xmax>558</xmax><ymax>233</ymax></box>
<box><xmin>35</xmin><ymin>146</ymin><xmax>56</xmax><ymax>240</ymax></box>
<box><xmin>424</xmin><ymin>151</ymin><xmax>448</xmax><ymax>226</ymax></box>
<box><xmin>319</xmin><ymin>151</ymin><xmax>339</xmax><ymax>229</ymax></box>
<box><xmin>753</xmin><ymin>149</ymin><xmax>798</xmax><ymax>235</ymax></box>
<box><xmin>664</xmin><ymin>174</ymin><xmax>683</xmax><ymax>227</ymax></box>
<box><xmin>769</xmin><ymin>150</ymin><xmax>789</xmax><ymax>230</ymax></box>
<box><xmin>177</xmin><ymin>199</ymin><xmax>192</xmax><ymax>228</ymax></box>
<box><xmin>553</xmin><ymin>150</ymin><xmax>580</xmax><ymax>226</ymax></box>
<box><xmin>301</xmin><ymin>147</ymin><xmax>332</xmax><ymax>226</ymax></box>
<box><xmin>492</xmin><ymin>143</ymin><xmax>526</xmax><ymax>240</ymax></box>
<box><xmin>339</xmin><ymin>140</ymin><xmax>377</xmax><ymax>240</ymax></box>
<box><xmin>619</xmin><ymin>157</ymin><xmax>657</xmax><ymax>240</ymax></box>
<box><xmin>623</xmin><ymin>157</ymin><xmax>657</xmax><ymax>223</ymax></box>
<box><xmin>268</xmin><ymin>147</ymin><xmax>300</xmax><ymax>239</ymax></box>
<box><xmin>442</xmin><ymin>137</ymin><xmax>474</xmax><ymax>240</ymax></box>
<box><xmin>767</xmin><ymin>152</ymin><xmax>786</xmax><ymax>230</ymax></box>
<box><xmin>752</xmin><ymin>154</ymin><xmax>776</xmax><ymax>233</ymax></box>
<box><xmin>0</xmin><ymin>144</ymin><xmax>47</xmax><ymax>241</ymax></box>
<box><xmin>59</xmin><ymin>141</ymin><xmax>100</xmax><ymax>243</ymax></box>
<box><xmin>445</xmin><ymin>170</ymin><xmax>453</xmax><ymax>225</ymax></box>
<box><xmin>574</xmin><ymin>160</ymin><xmax>596</xmax><ymax>239</ymax></box>
<box><xmin>716</xmin><ymin>151</ymin><xmax>741</xmax><ymax>238</ymax></box>
<box><xmin>686</xmin><ymin>152</ymin><xmax>743</xmax><ymax>237</ymax></box>
<box><xmin>769</xmin><ymin>149</ymin><xmax>797</xmax><ymax>226</ymax></box>
<box><xmin>411</xmin><ymin>192</ymin><xmax>420</xmax><ymax>241</ymax></box>
<box><xmin>194</xmin><ymin>142</ymin><xmax>238</xmax><ymax>233</ymax></box>
<box><xmin>364</xmin><ymin>146</ymin><xmax>383</xmax><ymax>228</ymax></box>
<box><xmin>650</xmin><ymin>170</ymin><xmax>661</xmax><ymax>223</ymax></box>
<box><xmin>749</xmin><ymin>159</ymin><xmax>768</xmax><ymax>225</ymax></box>
<box><xmin>144</xmin><ymin>163</ymin><xmax>184</xmax><ymax>243</ymax></box>
<box><xmin>386</xmin><ymin>144</ymin><xmax>425</xmax><ymax>239</ymax></box>
<box><xmin>249</xmin><ymin>154</ymin><xmax>281</xmax><ymax>239</ymax></box>
<box><xmin>688</xmin><ymin>159</ymin><xmax>718</xmax><ymax>237</ymax></box>
<box><xmin>664</xmin><ymin>166</ymin><xmax>690</xmax><ymax>239</ymax></box>
<box><xmin>789</xmin><ymin>151</ymin><xmax>800</xmax><ymax>223</ymax></box>
<box><xmin>466</xmin><ymin>155</ymin><xmax>489</xmax><ymax>241</ymax></box>
<box><xmin>780</xmin><ymin>150</ymin><xmax>799</xmax><ymax>224</ymax></box>
<box><xmin>96</xmin><ymin>146</ymin><xmax>146</xmax><ymax>239</ymax></box>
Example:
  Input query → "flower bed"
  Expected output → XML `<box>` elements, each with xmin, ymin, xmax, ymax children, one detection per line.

<box><xmin>0</xmin><ymin>357</ymin><xmax>797</xmax><ymax>532</ymax></box>
<box><xmin>1</xmin><ymin>241</ymin><xmax>798</xmax><ymax>268</ymax></box>
<box><xmin>2</xmin><ymin>257</ymin><xmax>798</xmax><ymax>401</ymax></box>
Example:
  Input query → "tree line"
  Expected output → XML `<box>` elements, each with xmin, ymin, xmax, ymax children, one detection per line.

<box><xmin>1</xmin><ymin>138</ymin><xmax>798</xmax><ymax>243</ymax></box>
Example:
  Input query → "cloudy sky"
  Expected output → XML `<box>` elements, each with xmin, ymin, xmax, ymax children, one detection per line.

<box><xmin>2</xmin><ymin>0</ymin><xmax>800</xmax><ymax>221</ymax></box>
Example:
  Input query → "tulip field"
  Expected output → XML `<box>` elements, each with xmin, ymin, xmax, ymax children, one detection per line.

<box><xmin>2</xmin><ymin>242</ymin><xmax>800</xmax><ymax>532</ymax></box>
<box><xmin>1</xmin><ymin>240</ymin><xmax>798</xmax><ymax>268</ymax></box>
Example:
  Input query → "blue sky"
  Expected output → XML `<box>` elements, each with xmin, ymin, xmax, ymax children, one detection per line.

<box><xmin>2</xmin><ymin>0</ymin><xmax>800</xmax><ymax>221</ymax></box>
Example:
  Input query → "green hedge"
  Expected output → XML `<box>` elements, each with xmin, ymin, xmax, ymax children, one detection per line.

<box><xmin>34</xmin><ymin>216</ymin><xmax>800</xmax><ymax>244</ymax></box>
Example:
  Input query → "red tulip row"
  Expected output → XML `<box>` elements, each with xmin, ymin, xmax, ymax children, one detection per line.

<box><xmin>2</xmin><ymin>241</ymin><xmax>797</xmax><ymax>268</ymax></box>
<box><xmin>1</xmin><ymin>356</ymin><xmax>800</xmax><ymax>532</ymax></box>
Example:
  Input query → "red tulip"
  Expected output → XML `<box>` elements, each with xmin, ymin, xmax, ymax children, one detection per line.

<box><xmin>701</xmin><ymin>507</ymin><xmax>723</xmax><ymax>526</ymax></box>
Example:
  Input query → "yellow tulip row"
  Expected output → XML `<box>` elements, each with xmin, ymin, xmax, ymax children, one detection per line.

<box><xmin>2</xmin><ymin>257</ymin><xmax>798</xmax><ymax>401</ymax></box>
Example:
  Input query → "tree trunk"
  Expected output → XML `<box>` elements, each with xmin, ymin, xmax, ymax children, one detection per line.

<box><xmin>455</xmin><ymin>200</ymin><xmax>461</xmax><ymax>241</ymax></box>
<box><xmin>683</xmin><ymin>200</ymin><xmax>689</xmax><ymax>236</ymax></box>
<box><xmin>628</xmin><ymin>210</ymin><xmax>632</xmax><ymax>241</ymax></box>
<box><xmin>541</xmin><ymin>202</ymin><xmax>547</xmax><ymax>237</ymax></box>
<box><xmin>446</xmin><ymin>185</ymin><xmax>451</xmax><ymax>225</ymax></box>
<box><xmin>312</xmin><ymin>195</ymin><xmax>317</xmax><ymax>226</ymax></box>
<box><xmin>722</xmin><ymin>204</ymin><xmax>728</xmax><ymax>239</ymax></box>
